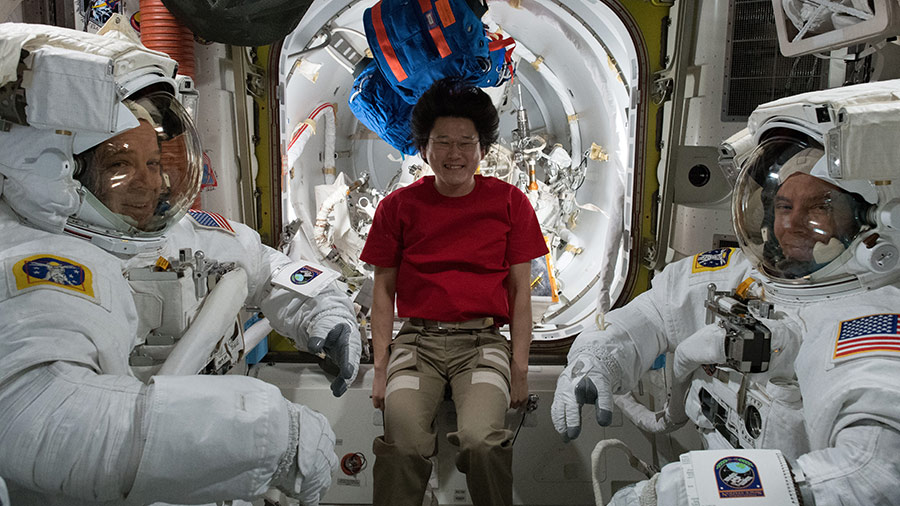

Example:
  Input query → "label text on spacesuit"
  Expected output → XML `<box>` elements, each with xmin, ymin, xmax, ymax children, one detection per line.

<box><xmin>692</xmin><ymin>248</ymin><xmax>733</xmax><ymax>273</ymax></box>
<box><xmin>12</xmin><ymin>254</ymin><xmax>95</xmax><ymax>298</ymax></box>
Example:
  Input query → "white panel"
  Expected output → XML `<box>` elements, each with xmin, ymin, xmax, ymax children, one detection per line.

<box><xmin>684</xmin><ymin>0</ymin><xmax>744</xmax><ymax>146</ymax></box>
<box><xmin>773</xmin><ymin>0</ymin><xmax>900</xmax><ymax>57</ymax></box>
<box><xmin>193</xmin><ymin>42</ymin><xmax>244</xmax><ymax>220</ymax></box>
<box><xmin>253</xmin><ymin>363</ymin><xmax>661</xmax><ymax>505</ymax></box>
<box><xmin>669</xmin><ymin>203</ymin><xmax>735</xmax><ymax>260</ymax></box>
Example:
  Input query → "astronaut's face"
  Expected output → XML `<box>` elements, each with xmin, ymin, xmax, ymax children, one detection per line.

<box><xmin>86</xmin><ymin>120</ymin><xmax>163</xmax><ymax>228</ymax></box>
<box><xmin>773</xmin><ymin>173</ymin><xmax>858</xmax><ymax>263</ymax></box>
<box><xmin>422</xmin><ymin>116</ymin><xmax>485</xmax><ymax>196</ymax></box>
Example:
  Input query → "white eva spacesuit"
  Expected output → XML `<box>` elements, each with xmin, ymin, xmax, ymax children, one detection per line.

<box><xmin>552</xmin><ymin>80</ymin><xmax>900</xmax><ymax>505</ymax></box>
<box><xmin>0</xmin><ymin>21</ymin><xmax>359</xmax><ymax>506</ymax></box>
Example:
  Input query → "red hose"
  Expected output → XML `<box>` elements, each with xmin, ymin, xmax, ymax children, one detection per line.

<box><xmin>139</xmin><ymin>0</ymin><xmax>195</xmax><ymax>79</ymax></box>
<box><xmin>139</xmin><ymin>0</ymin><xmax>201</xmax><ymax>208</ymax></box>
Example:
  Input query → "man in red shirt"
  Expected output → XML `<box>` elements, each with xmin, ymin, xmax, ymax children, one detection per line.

<box><xmin>361</xmin><ymin>78</ymin><xmax>548</xmax><ymax>506</ymax></box>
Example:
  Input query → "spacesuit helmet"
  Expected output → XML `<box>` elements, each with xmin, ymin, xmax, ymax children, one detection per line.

<box><xmin>732</xmin><ymin>125</ymin><xmax>900</xmax><ymax>299</ymax></box>
<box><xmin>0</xmin><ymin>21</ymin><xmax>202</xmax><ymax>253</ymax></box>
<box><xmin>729</xmin><ymin>80</ymin><xmax>900</xmax><ymax>293</ymax></box>
<box><xmin>733</xmin><ymin>129</ymin><xmax>874</xmax><ymax>282</ymax></box>
<box><xmin>69</xmin><ymin>88</ymin><xmax>202</xmax><ymax>238</ymax></box>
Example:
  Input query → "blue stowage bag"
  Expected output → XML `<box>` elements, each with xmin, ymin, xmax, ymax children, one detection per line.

<box><xmin>363</xmin><ymin>0</ymin><xmax>513</xmax><ymax>104</ymax></box>
<box><xmin>348</xmin><ymin>60</ymin><xmax>417</xmax><ymax>156</ymax></box>
<box><xmin>347</xmin><ymin>0</ymin><xmax>515</xmax><ymax>154</ymax></box>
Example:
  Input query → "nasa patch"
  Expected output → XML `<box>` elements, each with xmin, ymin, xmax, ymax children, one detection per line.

<box><xmin>290</xmin><ymin>265</ymin><xmax>322</xmax><ymax>285</ymax></box>
<box><xmin>11</xmin><ymin>254</ymin><xmax>96</xmax><ymax>300</ymax></box>
<box><xmin>692</xmin><ymin>247</ymin><xmax>733</xmax><ymax>273</ymax></box>
<box><xmin>271</xmin><ymin>260</ymin><xmax>340</xmax><ymax>298</ymax></box>
<box><xmin>714</xmin><ymin>456</ymin><xmax>765</xmax><ymax>498</ymax></box>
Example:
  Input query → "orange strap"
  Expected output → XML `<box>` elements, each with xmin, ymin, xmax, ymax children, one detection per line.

<box><xmin>419</xmin><ymin>0</ymin><xmax>452</xmax><ymax>59</ymax></box>
<box><xmin>433</xmin><ymin>0</ymin><xmax>456</xmax><ymax>26</ymax></box>
<box><xmin>372</xmin><ymin>2</ymin><xmax>408</xmax><ymax>82</ymax></box>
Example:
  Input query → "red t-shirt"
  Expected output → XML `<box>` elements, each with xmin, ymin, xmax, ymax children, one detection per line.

<box><xmin>360</xmin><ymin>175</ymin><xmax>548</xmax><ymax>324</ymax></box>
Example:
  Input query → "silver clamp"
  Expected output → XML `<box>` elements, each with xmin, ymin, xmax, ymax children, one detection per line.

<box><xmin>704</xmin><ymin>283</ymin><xmax>774</xmax><ymax>373</ymax></box>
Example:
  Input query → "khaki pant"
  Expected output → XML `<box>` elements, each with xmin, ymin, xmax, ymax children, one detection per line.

<box><xmin>373</xmin><ymin>321</ymin><xmax>513</xmax><ymax>506</ymax></box>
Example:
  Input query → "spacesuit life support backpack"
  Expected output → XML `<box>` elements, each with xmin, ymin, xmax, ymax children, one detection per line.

<box><xmin>348</xmin><ymin>0</ymin><xmax>515</xmax><ymax>155</ymax></box>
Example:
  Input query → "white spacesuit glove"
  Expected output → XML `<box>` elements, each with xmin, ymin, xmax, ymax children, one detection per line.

<box><xmin>672</xmin><ymin>324</ymin><xmax>727</xmax><ymax>381</ymax></box>
<box><xmin>273</xmin><ymin>403</ymin><xmax>339</xmax><ymax>506</ymax></box>
<box><xmin>672</xmin><ymin>317</ymin><xmax>800</xmax><ymax>381</ymax></box>
<box><xmin>308</xmin><ymin>316</ymin><xmax>361</xmax><ymax>397</ymax></box>
<box><xmin>607</xmin><ymin>462</ymin><xmax>685</xmax><ymax>506</ymax></box>
<box><xmin>551</xmin><ymin>352</ymin><xmax>617</xmax><ymax>441</ymax></box>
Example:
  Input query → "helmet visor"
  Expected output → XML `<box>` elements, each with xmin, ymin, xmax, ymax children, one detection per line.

<box><xmin>76</xmin><ymin>91</ymin><xmax>202</xmax><ymax>235</ymax></box>
<box><xmin>734</xmin><ymin>134</ymin><xmax>869</xmax><ymax>280</ymax></box>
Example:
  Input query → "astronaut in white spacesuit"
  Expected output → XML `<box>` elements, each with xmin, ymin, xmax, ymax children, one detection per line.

<box><xmin>0</xmin><ymin>22</ymin><xmax>359</xmax><ymax>506</ymax></box>
<box><xmin>552</xmin><ymin>79</ymin><xmax>900</xmax><ymax>505</ymax></box>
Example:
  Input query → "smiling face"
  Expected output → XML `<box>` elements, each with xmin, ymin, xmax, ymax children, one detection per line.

<box><xmin>422</xmin><ymin>116</ymin><xmax>486</xmax><ymax>197</ymax></box>
<box><xmin>86</xmin><ymin>120</ymin><xmax>163</xmax><ymax>228</ymax></box>
<box><xmin>773</xmin><ymin>172</ymin><xmax>859</xmax><ymax>263</ymax></box>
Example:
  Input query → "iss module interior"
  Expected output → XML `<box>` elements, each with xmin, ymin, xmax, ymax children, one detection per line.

<box><xmin>277</xmin><ymin>0</ymin><xmax>643</xmax><ymax>341</ymax></box>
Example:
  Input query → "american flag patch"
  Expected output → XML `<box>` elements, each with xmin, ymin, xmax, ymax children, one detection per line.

<box><xmin>187</xmin><ymin>210</ymin><xmax>235</xmax><ymax>234</ymax></box>
<box><xmin>833</xmin><ymin>314</ymin><xmax>900</xmax><ymax>360</ymax></box>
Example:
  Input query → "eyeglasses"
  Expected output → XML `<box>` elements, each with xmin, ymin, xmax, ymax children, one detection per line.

<box><xmin>428</xmin><ymin>137</ymin><xmax>480</xmax><ymax>153</ymax></box>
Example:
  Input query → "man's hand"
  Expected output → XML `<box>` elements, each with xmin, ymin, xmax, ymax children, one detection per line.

<box><xmin>550</xmin><ymin>353</ymin><xmax>615</xmax><ymax>441</ymax></box>
<box><xmin>308</xmin><ymin>322</ymin><xmax>361</xmax><ymax>397</ymax></box>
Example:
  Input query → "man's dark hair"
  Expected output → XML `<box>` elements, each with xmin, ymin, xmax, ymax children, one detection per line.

<box><xmin>410</xmin><ymin>77</ymin><xmax>500</xmax><ymax>153</ymax></box>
